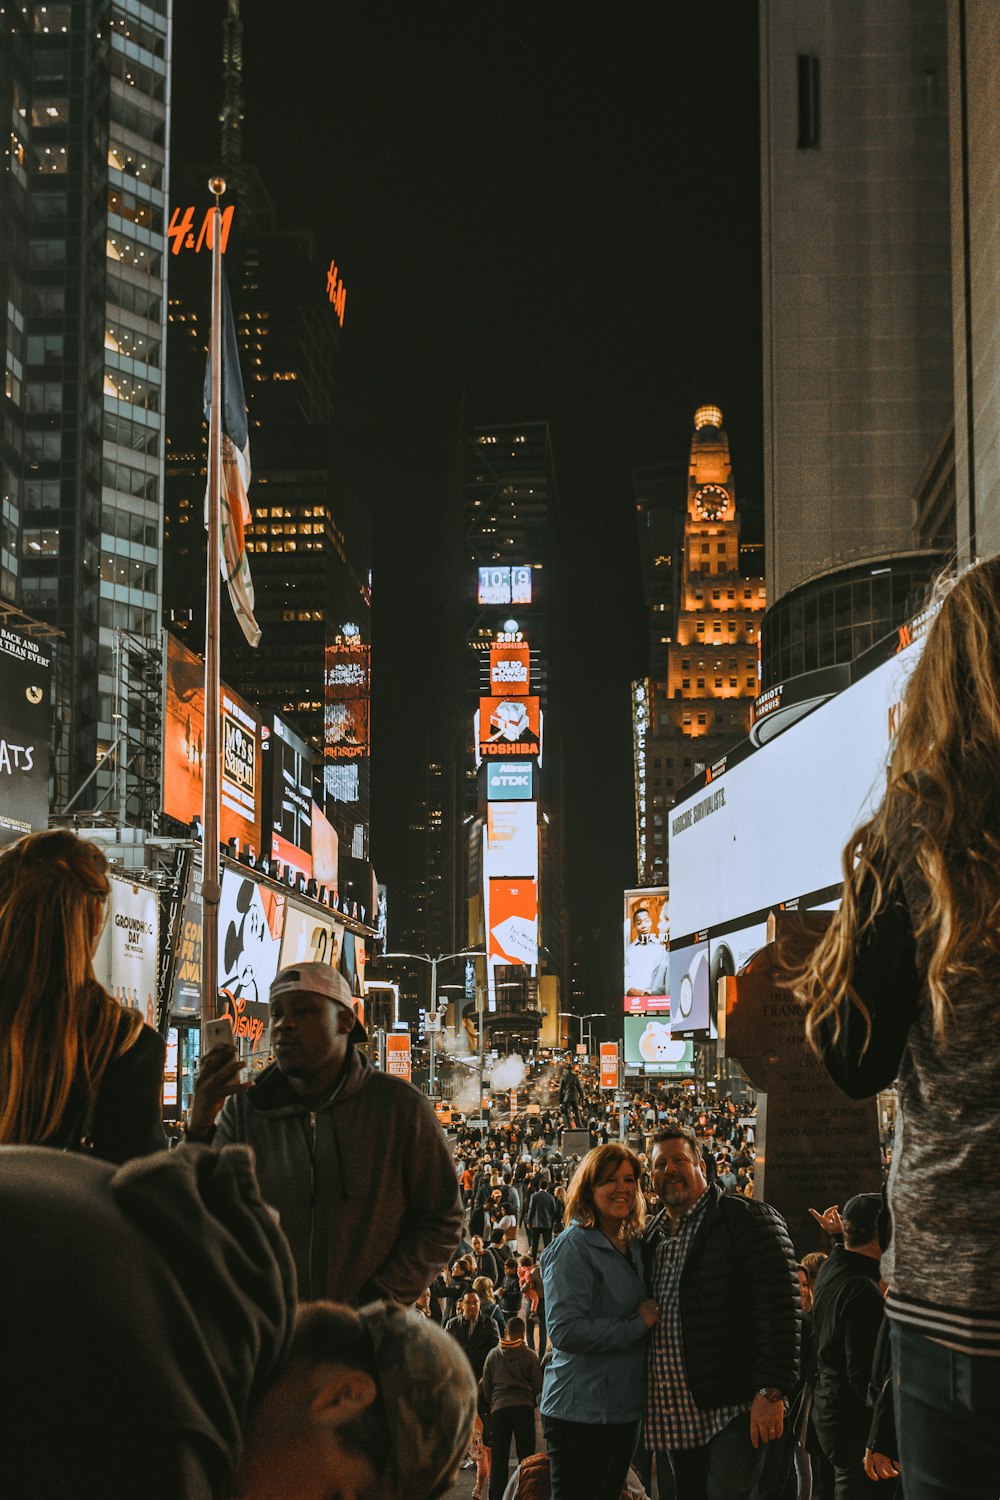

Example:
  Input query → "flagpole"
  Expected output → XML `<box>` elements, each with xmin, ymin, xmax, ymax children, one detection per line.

<box><xmin>202</xmin><ymin>175</ymin><xmax>226</xmax><ymax>1026</ymax></box>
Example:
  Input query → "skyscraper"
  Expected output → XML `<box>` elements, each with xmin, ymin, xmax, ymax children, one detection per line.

<box><xmin>0</xmin><ymin>0</ymin><xmax>172</xmax><ymax>813</ymax></box>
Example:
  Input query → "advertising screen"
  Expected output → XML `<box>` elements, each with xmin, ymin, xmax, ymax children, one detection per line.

<box><xmin>485</xmin><ymin>801</ymin><xmax>538</xmax><ymax>878</ymax></box>
<box><xmin>624</xmin><ymin>888</ymin><xmax>668</xmax><ymax>1005</ymax></box>
<box><xmin>0</xmin><ymin>625</ymin><xmax>51</xmax><ymax>845</ymax></box>
<box><xmin>324</xmin><ymin>627</ymin><xmax>369</xmax><ymax>761</ymax></box>
<box><xmin>171</xmin><ymin>889</ymin><xmax>203</xmax><ymax>1015</ymax></box>
<box><xmin>217</xmin><ymin>867</ymin><xmax>285</xmax><ymax>1051</ymax></box>
<box><xmin>668</xmin><ymin>935</ymin><xmax>711</xmax><ymax>1037</ymax></box>
<box><xmin>163</xmin><ymin>632</ymin><xmax>263</xmax><ymax>853</ymax></box>
<box><xmin>489</xmin><ymin>642</ymin><xmax>530</xmax><ymax>696</ymax></box>
<box><xmin>599</xmin><ymin>1042</ymin><xmax>619</xmax><ymax>1089</ymax></box>
<box><xmin>311</xmin><ymin>800</ymin><xmax>339</xmax><ymax>891</ymax></box>
<box><xmin>269</xmin><ymin>715</ymin><xmax>312</xmax><ymax>878</ymax></box>
<box><xmin>486</xmin><ymin>762</ymin><xmax>533</xmax><ymax>800</ymax></box>
<box><xmin>479</xmin><ymin>696</ymin><xmax>541</xmax><ymax>759</ymax></box>
<box><xmin>488</xmin><ymin>877</ymin><xmax>538</xmax><ymax>966</ymax></box>
<box><xmin>624</xmin><ymin>1015</ymin><xmax>695</xmax><ymax>1074</ymax></box>
<box><xmin>280</xmin><ymin>900</ymin><xmax>344</xmax><ymax>969</ymax></box>
<box><xmin>477</xmin><ymin>566</ymin><xmax>532</xmax><ymax>606</ymax></box>
<box><xmin>668</xmin><ymin>642</ymin><xmax>921</xmax><ymax>940</ymax></box>
<box><xmin>386</xmin><ymin>1032</ymin><xmax>411</xmax><ymax>1081</ymax></box>
<box><xmin>93</xmin><ymin>875</ymin><xmax>160</xmax><ymax>1026</ymax></box>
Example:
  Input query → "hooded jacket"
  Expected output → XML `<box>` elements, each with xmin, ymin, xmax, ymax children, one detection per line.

<box><xmin>0</xmin><ymin>1143</ymin><xmax>295</xmax><ymax>1500</ymax></box>
<box><xmin>214</xmin><ymin>1042</ymin><xmax>463</xmax><ymax>1304</ymax></box>
<box><xmin>480</xmin><ymin>1340</ymin><xmax>544</xmax><ymax>1411</ymax></box>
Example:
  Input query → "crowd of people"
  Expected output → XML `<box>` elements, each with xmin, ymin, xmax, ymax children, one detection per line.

<box><xmin>4</xmin><ymin>559</ymin><xmax>1000</xmax><ymax>1497</ymax></box>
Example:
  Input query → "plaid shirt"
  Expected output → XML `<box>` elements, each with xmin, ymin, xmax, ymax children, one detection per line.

<box><xmin>643</xmin><ymin>1188</ymin><xmax>749</xmax><ymax>1451</ymax></box>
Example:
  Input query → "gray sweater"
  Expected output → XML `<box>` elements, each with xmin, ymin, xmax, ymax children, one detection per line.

<box><xmin>480</xmin><ymin>1341</ymin><xmax>544</xmax><ymax>1411</ymax></box>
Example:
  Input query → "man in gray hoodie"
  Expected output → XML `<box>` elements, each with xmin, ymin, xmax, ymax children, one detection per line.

<box><xmin>189</xmin><ymin>960</ymin><xmax>463</xmax><ymax>1304</ymax></box>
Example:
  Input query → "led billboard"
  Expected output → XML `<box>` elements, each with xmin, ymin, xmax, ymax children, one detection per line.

<box><xmin>668</xmin><ymin>935</ymin><xmax>710</xmax><ymax>1037</ymax></box>
<box><xmin>269</xmin><ymin>715</ymin><xmax>312</xmax><ymax>878</ymax></box>
<box><xmin>280</xmin><ymin>901</ymin><xmax>344</xmax><ymax>970</ymax></box>
<box><xmin>0</xmin><ymin>625</ymin><xmax>51</xmax><ymax>845</ymax></box>
<box><xmin>485</xmin><ymin>801</ymin><xmax>539</xmax><ymax>878</ymax></box>
<box><xmin>171</xmin><ymin>889</ymin><xmax>203</xmax><ymax>1015</ymax></box>
<box><xmin>489</xmin><ymin>642</ymin><xmax>530</xmax><ymax>696</ymax></box>
<box><xmin>488</xmin><ymin>877</ymin><xmax>538</xmax><ymax>966</ymax></box>
<box><xmin>477</xmin><ymin>565</ymin><xmax>532</xmax><ymax>606</ymax></box>
<box><xmin>311</xmin><ymin>800</ymin><xmax>339</xmax><ymax>893</ymax></box>
<box><xmin>93</xmin><ymin>874</ymin><xmax>160</xmax><ymax>1025</ymax></box>
<box><xmin>386</xmin><ymin>1031</ymin><xmax>411</xmax><ymax>1081</ymax></box>
<box><xmin>624</xmin><ymin>1015</ymin><xmax>694</xmax><ymax>1074</ymax></box>
<box><xmin>324</xmin><ymin>626</ymin><xmax>369</xmax><ymax>761</ymax></box>
<box><xmin>218</xmin><ymin>867</ymin><xmax>285</xmax><ymax>1051</ymax></box>
<box><xmin>163</xmin><ymin>632</ymin><xmax>263</xmax><ymax>853</ymax></box>
<box><xmin>624</xmin><ymin>888</ymin><xmax>668</xmax><ymax>1005</ymax></box>
<box><xmin>479</xmin><ymin>696</ymin><xmax>541</xmax><ymax>759</ymax></box>
<box><xmin>486</xmin><ymin>762</ymin><xmax>533</xmax><ymax>800</ymax></box>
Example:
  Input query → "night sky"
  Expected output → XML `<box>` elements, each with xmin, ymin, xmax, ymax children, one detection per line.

<box><xmin>171</xmin><ymin>3</ymin><xmax>763</xmax><ymax>1028</ymax></box>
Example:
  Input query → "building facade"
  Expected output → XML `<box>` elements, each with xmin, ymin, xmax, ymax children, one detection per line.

<box><xmin>634</xmin><ymin>407</ymin><xmax>766</xmax><ymax>886</ymax></box>
<box><xmin>0</xmin><ymin>0</ymin><xmax>171</xmax><ymax>814</ymax></box>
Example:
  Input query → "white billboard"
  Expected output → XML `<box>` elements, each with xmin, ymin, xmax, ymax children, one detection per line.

<box><xmin>668</xmin><ymin>642</ymin><xmax>920</xmax><ymax>941</ymax></box>
<box><xmin>485</xmin><ymin>801</ymin><xmax>539</xmax><ymax>878</ymax></box>
<box><xmin>94</xmin><ymin>876</ymin><xmax>160</xmax><ymax>1024</ymax></box>
<box><xmin>280</xmin><ymin>901</ymin><xmax>345</xmax><ymax>970</ymax></box>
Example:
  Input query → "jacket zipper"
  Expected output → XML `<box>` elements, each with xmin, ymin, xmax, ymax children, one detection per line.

<box><xmin>307</xmin><ymin>1111</ymin><xmax>317</xmax><ymax>1299</ymax></box>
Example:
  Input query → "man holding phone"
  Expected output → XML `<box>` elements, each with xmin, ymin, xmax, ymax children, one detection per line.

<box><xmin>188</xmin><ymin>961</ymin><xmax>462</xmax><ymax>1306</ymax></box>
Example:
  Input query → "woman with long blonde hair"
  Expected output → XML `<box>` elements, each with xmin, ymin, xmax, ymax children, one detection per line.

<box><xmin>537</xmin><ymin>1142</ymin><xmax>658</xmax><ymax>1500</ymax></box>
<box><xmin>0</xmin><ymin>829</ymin><xmax>165</xmax><ymax>1160</ymax></box>
<box><xmin>793</xmin><ymin>557</ymin><xmax>1000</xmax><ymax>1499</ymax></box>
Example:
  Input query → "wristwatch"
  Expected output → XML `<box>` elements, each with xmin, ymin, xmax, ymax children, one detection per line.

<box><xmin>756</xmin><ymin>1387</ymin><xmax>784</xmax><ymax>1403</ymax></box>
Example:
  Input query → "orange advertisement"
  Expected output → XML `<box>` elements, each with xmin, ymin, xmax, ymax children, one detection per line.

<box><xmin>599</xmin><ymin>1042</ymin><xmax>619</xmax><ymax>1090</ymax></box>
<box><xmin>479</xmin><ymin>696</ymin><xmax>541</xmax><ymax>759</ymax></box>
<box><xmin>163</xmin><ymin>633</ymin><xmax>263</xmax><ymax>853</ymax></box>
<box><xmin>489</xmin><ymin>643</ymin><xmax>530</xmax><ymax>696</ymax></box>
<box><xmin>385</xmin><ymin>1032</ymin><xmax>411</xmax><ymax>1081</ymax></box>
<box><xmin>488</xmin><ymin>878</ymin><xmax>538</xmax><ymax>966</ymax></box>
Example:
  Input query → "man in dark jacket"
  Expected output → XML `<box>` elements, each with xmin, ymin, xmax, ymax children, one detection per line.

<box><xmin>558</xmin><ymin>1064</ymin><xmax>583</xmax><ymax>1128</ymax></box>
<box><xmin>640</xmin><ymin>1125</ymin><xmax>800</xmax><ymax>1499</ymax></box>
<box><xmin>446</xmin><ymin>1290</ymin><xmax>501</xmax><ymax>1380</ymax></box>
<box><xmin>811</xmin><ymin>1193</ymin><xmax>893</xmax><ymax>1497</ymax></box>
<box><xmin>189</xmin><ymin>961</ymin><xmax>463</xmax><ymax>1304</ymax></box>
<box><xmin>525</xmin><ymin>1173</ymin><xmax>560</xmax><ymax>1257</ymax></box>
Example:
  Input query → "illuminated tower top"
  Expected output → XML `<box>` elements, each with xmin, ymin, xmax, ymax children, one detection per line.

<box><xmin>688</xmin><ymin>404</ymin><xmax>734</xmax><ymax>522</ymax></box>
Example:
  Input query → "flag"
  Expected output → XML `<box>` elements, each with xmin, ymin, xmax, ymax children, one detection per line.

<box><xmin>204</xmin><ymin>267</ymin><xmax>261</xmax><ymax>647</ymax></box>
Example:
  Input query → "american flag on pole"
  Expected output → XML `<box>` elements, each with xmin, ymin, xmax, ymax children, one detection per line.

<box><xmin>204</xmin><ymin>268</ymin><xmax>261</xmax><ymax>647</ymax></box>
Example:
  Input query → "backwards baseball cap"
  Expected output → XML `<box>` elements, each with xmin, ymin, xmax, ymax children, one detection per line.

<box><xmin>269</xmin><ymin>961</ymin><xmax>367</xmax><ymax>1042</ymax></box>
<box><xmin>841</xmin><ymin>1192</ymin><xmax>882</xmax><ymax>1238</ymax></box>
<box><xmin>358</xmin><ymin>1302</ymin><xmax>476</xmax><ymax>1500</ymax></box>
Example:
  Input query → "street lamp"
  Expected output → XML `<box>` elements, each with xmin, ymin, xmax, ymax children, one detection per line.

<box><xmin>379</xmin><ymin>948</ymin><xmax>486</xmax><ymax>1093</ymax></box>
<box><xmin>558</xmin><ymin>1011</ymin><xmax>604</xmax><ymax>1053</ymax></box>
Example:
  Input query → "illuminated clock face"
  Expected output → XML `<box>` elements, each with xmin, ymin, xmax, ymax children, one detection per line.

<box><xmin>695</xmin><ymin>484</ymin><xmax>729</xmax><ymax>521</ymax></box>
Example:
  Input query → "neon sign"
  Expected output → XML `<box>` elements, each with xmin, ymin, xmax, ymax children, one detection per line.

<box><xmin>325</xmin><ymin>260</ymin><xmax>347</xmax><ymax>326</ymax></box>
<box><xmin>167</xmin><ymin>203</ymin><xmax>235</xmax><ymax>256</ymax></box>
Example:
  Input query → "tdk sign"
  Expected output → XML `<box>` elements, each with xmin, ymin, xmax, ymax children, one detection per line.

<box><xmin>487</xmin><ymin>762</ymin><xmax>533</xmax><ymax>800</ymax></box>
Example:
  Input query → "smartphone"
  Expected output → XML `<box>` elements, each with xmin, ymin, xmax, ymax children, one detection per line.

<box><xmin>202</xmin><ymin>1017</ymin><xmax>234</xmax><ymax>1054</ymax></box>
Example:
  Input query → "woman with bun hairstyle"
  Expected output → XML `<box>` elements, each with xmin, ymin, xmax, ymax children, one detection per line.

<box><xmin>0</xmin><ymin>829</ymin><xmax>166</xmax><ymax>1160</ymax></box>
<box><xmin>794</xmin><ymin>558</ymin><xmax>1000</xmax><ymax>1499</ymax></box>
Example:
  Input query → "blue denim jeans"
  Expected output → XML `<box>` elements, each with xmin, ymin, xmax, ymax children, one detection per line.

<box><xmin>668</xmin><ymin>1412</ymin><xmax>768</xmax><ymax>1500</ymax></box>
<box><xmin>891</xmin><ymin>1319</ymin><xmax>1000</xmax><ymax>1499</ymax></box>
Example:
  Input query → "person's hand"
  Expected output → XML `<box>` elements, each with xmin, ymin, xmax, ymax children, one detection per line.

<box><xmin>864</xmin><ymin>1448</ymin><xmax>901</xmax><ymax>1481</ymax></box>
<box><xmin>749</xmin><ymin>1392</ymin><xmax>784</xmax><ymax>1448</ymax></box>
<box><xmin>638</xmin><ymin>1299</ymin><xmax>660</xmax><ymax>1328</ymax></box>
<box><xmin>188</xmin><ymin>1042</ymin><xmax>244</xmax><ymax>1136</ymax></box>
<box><xmin>808</xmin><ymin>1204</ymin><xmax>844</xmax><ymax>1236</ymax></box>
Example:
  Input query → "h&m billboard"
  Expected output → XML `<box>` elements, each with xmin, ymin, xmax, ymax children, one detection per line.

<box><xmin>0</xmin><ymin>626</ymin><xmax>51</xmax><ymax>845</ymax></box>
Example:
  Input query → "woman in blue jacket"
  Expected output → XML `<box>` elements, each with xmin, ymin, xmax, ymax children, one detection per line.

<box><xmin>540</xmin><ymin>1142</ymin><xmax>659</xmax><ymax>1500</ymax></box>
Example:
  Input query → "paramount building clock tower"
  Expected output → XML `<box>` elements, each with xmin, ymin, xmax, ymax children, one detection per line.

<box><xmin>633</xmin><ymin>406</ymin><xmax>766</xmax><ymax>884</ymax></box>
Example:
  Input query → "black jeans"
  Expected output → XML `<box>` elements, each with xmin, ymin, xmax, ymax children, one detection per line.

<box><xmin>489</xmin><ymin>1405</ymin><xmax>536</xmax><ymax>1500</ymax></box>
<box><xmin>527</xmin><ymin>1300</ymin><xmax>547</xmax><ymax>1353</ymax></box>
<box><xmin>529</xmin><ymin>1223</ymin><xmax>554</xmax><ymax>1259</ymax></box>
<box><xmin>891</xmin><ymin>1320</ymin><xmax>1000</xmax><ymax>1500</ymax></box>
<box><xmin>543</xmin><ymin>1415</ymin><xmax>641</xmax><ymax>1500</ymax></box>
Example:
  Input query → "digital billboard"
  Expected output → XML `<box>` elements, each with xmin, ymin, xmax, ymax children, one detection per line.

<box><xmin>386</xmin><ymin>1031</ymin><xmax>411</xmax><ymax>1081</ymax></box>
<box><xmin>218</xmin><ymin>867</ymin><xmax>285</xmax><ymax>1051</ymax></box>
<box><xmin>668</xmin><ymin>935</ymin><xmax>711</xmax><ymax>1037</ymax></box>
<box><xmin>485</xmin><ymin>801</ymin><xmax>538</xmax><ymax>878</ymax></box>
<box><xmin>93</xmin><ymin>874</ymin><xmax>160</xmax><ymax>1026</ymax></box>
<box><xmin>477</xmin><ymin>565</ymin><xmax>532</xmax><ymax>606</ymax></box>
<box><xmin>479</xmin><ymin>696</ymin><xmax>541</xmax><ymax>759</ymax></box>
<box><xmin>488</xmin><ymin>877</ymin><xmax>538</xmax><ymax>966</ymax></box>
<box><xmin>280</xmin><ymin>901</ymin><xmax>344</xmax><ymax>970</ymax></box>
<box><xmin>311</xmin><ymin>800</ymin><xmax>339</xmax><ymax>892</ymax></box>
<box><xmin>163</xmin><ymin>632</ymin><xmax>263</xmax><ymax>853</ymax></box>
<box><xmin>489</xmin><ymin>642</ymin><xmax>530</xmax><ymax>696</ymax></box>
<box><xmin>624</xmin><ymin>888</ymin><xmax>668</xmax><ymax>1006</ymax></box>
<box><xmin>624</xmin><ymin>1015</ymin><xmax>694</xmax><ymax>1074</ymax></box>
<box><xmin>269</xmin><ymin>715</ymin><xmax>312</xmax><ymax>878</ymax></box>
<box><xmin>0</xmin><ymin>625</ymin><xmax>51</xmax><ymax>845</ymax></box>
<box><xmin>324</xmin><ymin>625</ymin><xmax>369</xmax><ymax>761</ymax></box>
<box><xmin>171</xmin><ymin>888</ymin><xmax>203</xmax><ymax>1015</ymax></box>
<box><xmin>486</xmin><ymin>762</ymin><xmax>533</xmax><ymax>800</ymax></box>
